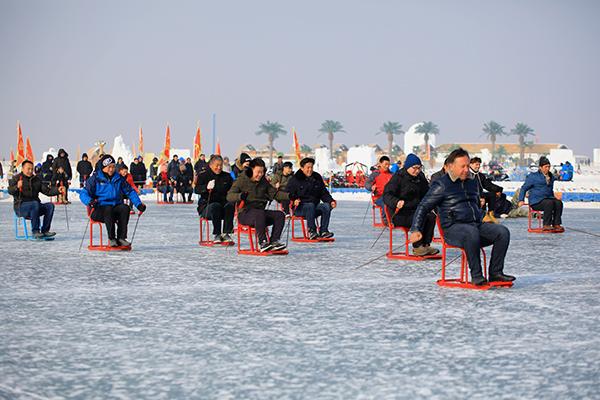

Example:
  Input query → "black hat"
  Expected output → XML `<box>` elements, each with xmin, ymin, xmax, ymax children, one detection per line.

<box><xmin>99</xmin><ymin>154</ymin><xmax>116</xmax><ymax>168</ymax></box>
<box><xmin>539</xmin><ymin>156</ymin><xmax>551</xmax><ymax>167</ymax></box>
<box><xmin>240</xmin><ymin>153</ymin><xmax>252</xmax><ymax>164</ymax></box>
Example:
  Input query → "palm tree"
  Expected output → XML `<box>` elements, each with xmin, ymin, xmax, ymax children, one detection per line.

<box><xmin>256</xmin><ymin>121</ymin><xmax>286</xmax><ymax>167</ymax></box>
<box><xmin>376</xmin><ymin>121</ymin><xmax>404</xmax><ymax>156</ymax></box>
<box><xmin>414</xmin><ymin>121</ymin><xmax>439</xmax><ymax>160</ymax></box>
<box><xmin>482</xmin><ymin>121</ymin><xmax>506</xmax><ymax>157</ymax></box>
<box><xmin>496</xmin><ymin>145</ymin><xmax>508</xmax><ymax>163</ymax></box>
<box><xmin>318</xmin><ymin>120</ymin><xmax>345</xmax><ymax>159</ymax></box>
<box><xmin>511</xmin><ymin>123</ymin><xmax>535</xmax><ymax>166</ymax></box>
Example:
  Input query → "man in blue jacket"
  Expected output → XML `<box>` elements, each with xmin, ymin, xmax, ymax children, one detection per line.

<box><xmin>80</xmin><ymin>154</ymin><xmax>147</xmax><ymax>247</ymax></box>
<box><xmin>518</xmin><ymin>156</ymin><xmax>564</xmax><ymax>232</ymax></box>
<box><xmin>409</xmin><ymin>148</ymin><xmax>515</xmax><ymax>286</ymax></box>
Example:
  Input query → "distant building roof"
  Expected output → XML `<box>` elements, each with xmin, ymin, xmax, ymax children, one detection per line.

<box><xmin>436</xmin><ymin>143</ymin><xmax>568</xmax><ymax>154</ymax></box>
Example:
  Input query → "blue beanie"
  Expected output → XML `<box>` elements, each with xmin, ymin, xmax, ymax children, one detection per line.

<box><xmin>404</xmin><ymin>153</ymin><xmax>422</xmax><ymax>170</ymax></box>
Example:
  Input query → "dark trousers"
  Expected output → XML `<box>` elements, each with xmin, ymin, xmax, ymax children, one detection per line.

<box><xmin>481</xmin><ymin>191</ymin><xmax>497</xmax><ymax>212</ymax></box>
<box><xmin>392</xmin><ymin>210</ymin><xmax>435</xmax><ymax>248</ymax></box>
<box><xmin>238</xmin><ymin>208</ymin><xmax>285</xmax><ymax>243</ymax></box>
<box><xmin>294</xmin><ymin>202</ymin><xmax>332</xmax><ymax>232</ymax></box>
<box><xmin>443</xmin><ymin>222</ymin><xmax>510</xmax><ymax>279</ymax></box>
<box><xmin>531</xmin><ymin>198</ymin><xmax>563</xmax><ymax>226</ymax></box>
<box><xmin>177</xmin><ymin>184</ymin><xmax>193</xmax><ymax>201</ymax></box>
<box><xmin>203</xmin><ymin>202</ymin><xmax>235</xmax><ymax>235</ymax></box>
<box><xmin>17</xmin><ymin>201</ymin><xmax>55</xmax><ymax>233</ymax></box>
<box><xmin>374</xmin><ymin>196</ymin><xmax>387</xmax><ymax>224</ymax></box>
<box><xmin>91</xmin><ymin>204</ymin><xmax>131</xmax><ymax>240</ymax></box>
<box><xmin>159</xmin><ymin>186</ymin><xmax>174</xmax><ymax>202</ymax></box>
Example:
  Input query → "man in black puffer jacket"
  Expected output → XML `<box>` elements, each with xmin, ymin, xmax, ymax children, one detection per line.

<box><xmin>52</xmin><ymin>149</ymin><xmax>72</xmax><ymax>201</ymax></box>
<box><xmin>409</xmin><ymin>148</ymin><xmax>514</xmax><ymax>286</ymax></box>
<box><xmin>195</xmin><ymin>155</ymin><xmax>234</xmax><ymax>242</ymax></box>
<box><xmin>286</xmin><ymin>157</ymin><xmax>336</xmax><ymax>240</ymax></box>
<box><xmin>76</xmin><ymin>153</ymin><xmax>93</xmax><ymax>188</ymax></box>
<box><xmin>383</xmin><ymin>154</ymin><xmax>438</xmax><ymax>256</ymax></box>
<box><xmin>129</xmin><ymin>156</ymin><xmax>147</xmax><ymax>188</ymax></box>
<box><xmin>40</xmin><ymin>154</ymin><xmax>54</xmax><ymax>185</ymax></box>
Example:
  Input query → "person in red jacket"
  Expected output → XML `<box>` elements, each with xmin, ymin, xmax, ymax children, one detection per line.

<box><xmin>157</xmin><ymin>164</ymin><xmax>174</xmax><ymax>202</ymax></box>
<box><xmin>365</xmin><ymin>156</ymin><xmax>394</xmax><ymax>222</ymax></box>
<box><xmin>118</xmin><ymin>165</ymin><xmax>140</xmax><ymax>194</ymax></box>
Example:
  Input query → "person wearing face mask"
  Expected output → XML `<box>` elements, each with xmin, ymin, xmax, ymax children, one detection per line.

<box><xmin>409</xmin><ymin>148</ymin><xmax>515</xmax><ymax>286</ymax></box>
<box><xmin>285</xmin><ymin>157</ymin><xmax>337</xmax><ymax>240</ymax></box>
<box><xmin>195</xmin><ymin>155</ymin><xmax>235</xmax><ymax>243</ymax></box>
<box><xmin>8</xmin><ymin>160</ymin><xmax>65</xmax><ymax>239</ymax></box>
<box><xmin>517</xmin><ymin>156</ymin><xmax>564</xmax><ymax>232</ymax></box>
<box><xmin>227</xmin><ymin>158</ymin><xmax>294</xmax><ymax>252</ymax></box>
<box><xmin>383</xmin><ymin>154</ymin><xmax>438</xmax><ymax>257</ymax></box>
<box><xmin>79</xmin><ymin>154</ymin><xmax>147</xmax><ymax>248</ymax></box>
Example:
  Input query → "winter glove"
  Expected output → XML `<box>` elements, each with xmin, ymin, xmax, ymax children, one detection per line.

<box><xmin>240</xmin><ymin>192</ymin><xmax>249</xmax><ymax>201</ymax></box>
<box><xmin>207</xmin><ymin>180</ymin><xmax>215</xmax><ymax>190</ymax></box>
<box><xmin>137</xmin><ymin>203</ymin><xmax>147</xmax><ymax>213</ymax></box>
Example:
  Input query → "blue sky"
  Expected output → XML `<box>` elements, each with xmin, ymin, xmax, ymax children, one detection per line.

<box><xmin>1</xmin><ymin>0</ymin><xmax>599</xmax><ymax>159</ymax></box>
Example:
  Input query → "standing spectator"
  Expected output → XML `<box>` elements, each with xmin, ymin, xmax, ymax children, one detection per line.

<box><xmin>77</xmin><ymin>153</ymin><xmax>93</xmax><ymax>188</ymax></box>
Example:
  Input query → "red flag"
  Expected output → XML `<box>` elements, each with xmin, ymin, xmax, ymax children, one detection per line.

<box><xmin>16</xmin><ymin>121</ymin><xmax>25</xmax><ymax>165</ymax></box>
<box><xmin>138</xmin><ymin>126</ymin><xmax>144</xmax><ymax>155</ymax></box>
<box><xmin>215</xmin><ymin>140</ymin><xmax>221</xmax><ymax>156</ymax></box>
<box><xmin>159</xmin><ymin>124</ymin><xmax>171</xmax><ymax>165</ymax></box>
<box><xmin>193</xmin><ymin>124</ymin><xmax>202</xmax><ymax>161</ymax></box>
<box><xmin>26</xmin><ymin>137</ymin><xmax>34</xmax><ymax>162</ymax></box>
<box><xmin>10</xmin><ymin>148</ymin><xmax>15</xmax><ymax>162</ymax></box>
<box><xmin>292</xmin><ymin>127</ymin><xmax>301</xmax><ymax>164</ymax></box>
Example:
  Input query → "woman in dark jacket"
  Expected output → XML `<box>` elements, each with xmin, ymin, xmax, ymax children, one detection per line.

<box><xmin>383</xmin><ymin>154</ymin><xmax>438</xmax><ymax>256</ymax></box>
<box><xmin>227</xmin><ymin>158</ymin><xmax>291</xmax><ymax>252</ymax></box>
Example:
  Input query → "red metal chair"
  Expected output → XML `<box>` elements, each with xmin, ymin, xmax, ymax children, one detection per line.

<box><xmin>527</xmin><ymin>205</ymin><xmax>561</xmax><ymax>233</ymax></box>
<box><xmin>371</xmin><ymin>196</ymin><xmax>386</xmax><ymax>228</ymax></box>
<box><xmin>436</xmin><ymin>217</ymin><xmax>512</xmax><ymax>290</ymax></box>
<box><xmin>384</xmin><ymin>208</ymin><xmax>441</xmax><ymax>261</ymax></box>
<box><xmin>87</xmin><ymin>207</ymin><xmax>131</xmax><ymax>251</ymax></box>
<box><xmin>199</xmin><ymin>217</ymin><xmax>234</xmax><ymax>247</ymax></box>
<box><xmin>290</xmin><ymin>205</ymin><xmax>335</xmax><ymax>243</ymax></box>
<box><xmin>236</xmin><ymin>205</ymin><xmax>288</xmax><ymax>256</ymax></box>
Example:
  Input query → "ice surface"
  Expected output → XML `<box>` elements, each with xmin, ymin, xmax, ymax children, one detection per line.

<box><xmin>1</xmin><ymin>202</ymin><xmax>599</xmax><ymax>399</ymax></box>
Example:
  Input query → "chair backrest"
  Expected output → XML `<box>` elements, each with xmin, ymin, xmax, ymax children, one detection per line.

<box><xmin>435</xmin><ymin>216</ymin><xmax>447</xmax><ymax>246</ymax></box>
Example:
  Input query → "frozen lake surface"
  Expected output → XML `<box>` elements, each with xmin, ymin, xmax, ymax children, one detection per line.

<box><xmin>1</xmin><ymin>201</ymin><xmax>599</xmax><ymax>399</ymax></box>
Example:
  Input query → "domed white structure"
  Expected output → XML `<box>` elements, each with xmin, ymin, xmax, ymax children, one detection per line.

<box><xmin>404</xmin><ymin>122</ymin><xmax>437</xmax><ymax>155</ymax></box>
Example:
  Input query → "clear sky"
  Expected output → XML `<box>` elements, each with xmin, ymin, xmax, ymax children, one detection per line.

<box><xmin>1</xmin><ymin>0</ymin><xmax>599</xmax><ymax>159</ymax></box>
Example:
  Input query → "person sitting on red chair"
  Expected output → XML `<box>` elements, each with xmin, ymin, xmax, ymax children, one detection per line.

<box><xmin>517</xmin><ymin>156</ymin><xmax>564</xmax><ymax>232</ymax></box>
<box><xmin>383</xmin><ymin>154</ymin><xmax>438</xmax><ymax>256</ymax></box>
<box><xmin>408</xmin><ymin>148</ymin><xmax>515</xmax><ymax>286</ymax></box>
<box><xmin>365</xmin><ymin>156</ymin><xmax>394</xmax><ymax>222</ymax></box>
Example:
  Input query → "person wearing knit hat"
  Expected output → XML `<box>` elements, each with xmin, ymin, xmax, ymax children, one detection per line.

<box><xmin>231</xmin><ymin>152</ymin><xmax>252</xmax><ymax>180</ymax></box>
<box><xmin>80</xmin><ymin>153</ymin><xmax>147</xmax><ymax>248</ymax></box>
<box><xmin>77</xmin><ymin>152</ymin><xmax>93</xmax><ymax>188</ymax></box>
<box><xmin>518</xmin><ymin>156</ymin><xmax>564</xmax><ymax>232</ymax></box>
<box><xmin>383</xmin><ymin>153</ymin><xmax>439</xmax><ymax>257</ymax></box>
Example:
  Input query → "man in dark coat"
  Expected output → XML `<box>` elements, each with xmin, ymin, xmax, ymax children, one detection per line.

<box><xmin>52</xmin><ymin>149</ymin><xmax>72</xmax><ymax>201</ymax></box>
<box><xmin>175</xmin><ymin>163</ymin><xmax>193</xmax><ymax>202</ymax></box>
<box><xmin>286</xmin><ymin>157</ymin><xmax>336</xmax><ymax>240</ymax></box>
<box><xmin>129</xmin><ymin>156</ymin><xmax>147</xmax><ymax>188</ymax></box>
<box><xmin>168</xmin><ymin>155</ymin><xmax>180</xmax><ymax>180</ymax></box>
<box><xmin>148</xmin><ymin>157</ymin><xmax>159</xmax><ymax>187</ymax></box>
<box><xmin>383</xmin><ymin>154</ymin><xmax>438</xmax><ymax>256</ymax></box>
<box><xmin>231</xmin><ymin>152</ymin><xmax>251</xmax><ymax>179</ymax></box>
<box><xmin>8</xmin><ymin>160</ymin><xmax>65</xmax><ymax>239</ymax></box>
<box><xmin>40</xmin><ymin>154</ymin><xmax>54</xmax><ymax>185</ymax></box>
<box><xmin>195</xmin><ymin>155</ymin><xmax>235</xmax><ymax>242</ymax></box>
<box><xmin>409</xmin><ymin>148</ymin><xmax>514</xmax><ymax>286</ymax></box>
<box><xmin>76</xmin><ymin>153</ymin><xmax>93</xmax><ymax>188</ymax></box>
<box><xmin>194</xmin><ymin>154</ymin><xmax>208</xmax><ymax>175</ymax></box>
<box><xmin>469</xmin><ymin>157</ymin><xmax>503</xmax><ymax>223</ymax></box>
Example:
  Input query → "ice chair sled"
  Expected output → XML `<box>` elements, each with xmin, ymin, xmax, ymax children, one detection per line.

<box><xmin>87</xmin><ymin>206</ymin><xmax>131</xmax><ymax>251</ymax></box>
<box><xmin>436</xmin><ymin>217</ymin><xmax>512</xmax><ymax>290</ymax></box>
<box><xmin>14</xmin><ymin>212</ymin><xmax>54</xmax><ymax>241</ymax></box>
<box><xmin>235</xmin><ymin>205</ymin><xmax>288</xmax><ymax>256</ymax></box>
<box><xmin>371</xmin><ymin>195</ymin><xmax>386</xmax><ymax>228</ymax></box>
<box><xmin>199</xmin><ymin>216</ymin><xmax>234</xmax><ymax>247</ymax></box>
<box><xmin>289</xmin><ymin>205</ymin><xmax>335</xmax><ymax>243</ymax></box>
<box><xmin>384</xmin><ymin>207</ymin><xmax>441</xmax><ymax>261</ymax></box>
<box><xmin>527</xmin><ymin>205</ymin><xmax>561</xmax><ymax>233</ymax></box>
